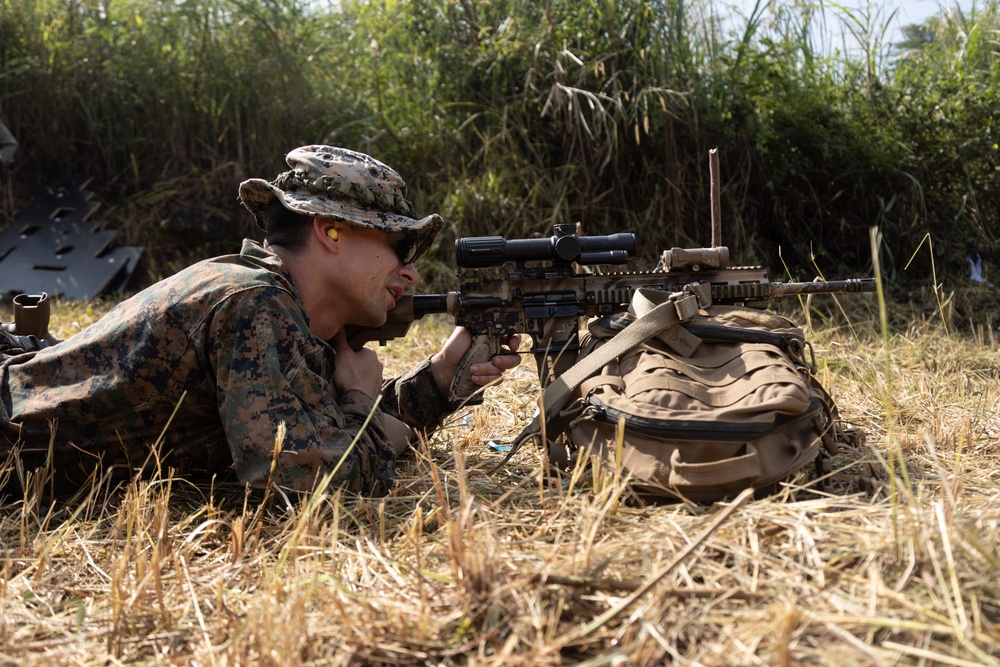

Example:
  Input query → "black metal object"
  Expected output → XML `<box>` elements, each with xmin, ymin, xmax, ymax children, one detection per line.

<box><xmin>0</xmin><ymin>175</ymin><xmax>143</xmax><ymax>301</ymax></box>
<box><xmin>455</xmin><ymin>225</ymin><xmax>636</xmax><ymax>269</ymax></box>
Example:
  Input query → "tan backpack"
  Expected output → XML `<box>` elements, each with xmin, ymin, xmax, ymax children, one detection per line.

<box><xmin>514</xmin><ymin>285</ymin><xmax>858</xmax><ymax>502</ymax></box>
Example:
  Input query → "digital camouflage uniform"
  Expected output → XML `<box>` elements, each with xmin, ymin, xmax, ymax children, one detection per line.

<box><xmin>1</xmin><ymin>145</ymin><xmax>454</xmax><ymax>496</ymax></box>
<box><xmin>0</xmin><ymin>239</ymin><xmax>452</xmax><ymax>495</ymax></box>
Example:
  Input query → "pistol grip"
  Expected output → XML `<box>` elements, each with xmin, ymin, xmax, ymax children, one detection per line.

<box><xmin>447</xmin><ymin>334</ymin><xmax>497</xmax><ymax>406</ymax></box>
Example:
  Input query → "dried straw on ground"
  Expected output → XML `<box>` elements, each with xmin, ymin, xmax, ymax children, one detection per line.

<box><xmin>1</xmin><ymin>305</ymin><xmax>998</xmax><ymax>666</ymax></box>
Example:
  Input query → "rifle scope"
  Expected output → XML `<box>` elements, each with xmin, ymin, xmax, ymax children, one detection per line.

<box><xmin>456</xmin><ymin>232</ymin><xmax>637</xmax><ymax>268</ymax></box>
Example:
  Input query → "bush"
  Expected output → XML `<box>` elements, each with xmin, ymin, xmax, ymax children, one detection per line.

<box><xmin>1</xmin><ymin>0</ymin><xmax>997</xmax><ymax>305</ymax></box>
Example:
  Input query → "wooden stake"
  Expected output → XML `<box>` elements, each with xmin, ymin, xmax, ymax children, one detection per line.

<box><xmin>710</xmin><ymin>147</ymin><xmax>721</xmax><ymax>247</ymax></box>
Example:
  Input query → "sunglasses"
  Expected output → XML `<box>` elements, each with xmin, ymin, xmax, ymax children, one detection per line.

<box><xmin>387</xmin><ymin>231</ymin><xmax>420</xmax><ymax>265</ymax></box>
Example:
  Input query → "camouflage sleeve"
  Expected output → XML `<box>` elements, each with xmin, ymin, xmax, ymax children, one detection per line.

<box><xmin>211</xmin><ymin>288</ymin><xmax>397</xmax><ymax>495</ymax></box>
<box><xmin>380</xmin><ymin>358</ymin><xmax>453</xmax><ymax>434</ymax></box>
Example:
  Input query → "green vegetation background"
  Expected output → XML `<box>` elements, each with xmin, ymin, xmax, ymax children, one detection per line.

<box><xmin>0</xmin><ymin>0</ymin><xmax>997</xmax><ymax>319</ymax></box>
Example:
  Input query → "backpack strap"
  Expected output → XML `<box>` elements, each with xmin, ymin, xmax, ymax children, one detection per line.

<box><xmin>491</xmin><ymin>282</ymin><xmax>712</xmax><ymax>471</ymax></box>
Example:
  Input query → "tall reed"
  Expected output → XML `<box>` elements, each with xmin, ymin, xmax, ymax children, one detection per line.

<box><xmin>0</xmin><ymin>0</ymin><xmax>996</xmax><ymax>324</ymax></box>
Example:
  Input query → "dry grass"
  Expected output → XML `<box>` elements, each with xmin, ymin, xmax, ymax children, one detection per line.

<box><xmin>1</xmin><ymin>301</ymin><xmax>998</xmax><ymax>666</ymax></box>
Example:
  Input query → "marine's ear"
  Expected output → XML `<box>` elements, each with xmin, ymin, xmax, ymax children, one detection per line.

<box><xmin>315</xmin><ymin>218</ymin><xmax>341</xmax><ymax>252</ymax></box>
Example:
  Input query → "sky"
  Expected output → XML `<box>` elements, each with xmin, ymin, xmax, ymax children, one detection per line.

<box><xmin>878</xmin><ymin>0</ymin><xmax>972</xmax><ymax>28</ymax></box>
<box><xmin>721</xmin><ymin>0</ymin><xmax>976</xmax><ymax>49</ymax></box>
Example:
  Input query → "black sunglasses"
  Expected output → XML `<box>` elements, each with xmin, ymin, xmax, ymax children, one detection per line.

<box><xmin>387</xmin><ymin>231</ymin><xmax>419</xmax><ymax>265</ymax></box>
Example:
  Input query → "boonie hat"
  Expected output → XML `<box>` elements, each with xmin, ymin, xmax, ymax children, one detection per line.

<box><xmin>239</xmin><ymin>145</ymin><xmax>443</xmax><ymax>264</ymax></box>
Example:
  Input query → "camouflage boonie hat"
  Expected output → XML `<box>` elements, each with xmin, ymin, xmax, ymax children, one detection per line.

<box><xmin>239</xmin><ymin>145</ymin><xmax>443</xmax><ymax>263</ymax></box>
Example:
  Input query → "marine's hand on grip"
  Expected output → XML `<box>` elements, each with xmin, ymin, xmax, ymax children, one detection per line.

<box><xmin>430</xmin><ymin>328</ymin><xmax>522</xmax><ymax>405</ymax></box>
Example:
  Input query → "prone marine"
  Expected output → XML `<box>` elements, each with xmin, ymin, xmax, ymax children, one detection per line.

<box><xmin>0</xmin><ymin>145</ymin><xmax>521</xmax><ymax>496</ymax></box>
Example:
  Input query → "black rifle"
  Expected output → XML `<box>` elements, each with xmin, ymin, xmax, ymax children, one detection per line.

<box><xmin>347</xmin><ymin>224</ymin><xmax>875</xmax><ymax>401</ymax></box>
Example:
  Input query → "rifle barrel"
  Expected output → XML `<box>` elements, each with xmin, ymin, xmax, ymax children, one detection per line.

<box><xmin>769</xmin><ymin>278</ymin><xmax>876</xmax><ymax>297</ymax></box>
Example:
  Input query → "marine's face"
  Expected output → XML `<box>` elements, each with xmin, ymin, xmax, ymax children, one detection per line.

<box><xmin>333</xmin><ymin>225</ymin><xmax>419</xmax><ymax>328</ymax></box>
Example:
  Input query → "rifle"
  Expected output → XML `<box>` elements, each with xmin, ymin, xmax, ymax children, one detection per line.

<box><xmin>346</xmin><ymin>223</ymin><xmax>876</xmax><ymax>401</ymax></box>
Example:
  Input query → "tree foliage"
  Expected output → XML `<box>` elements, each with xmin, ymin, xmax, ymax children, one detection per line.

<box><xmin>1</xmin><ymin>0</ymin><xmax>997</xmax><ymax>291</ymax></box>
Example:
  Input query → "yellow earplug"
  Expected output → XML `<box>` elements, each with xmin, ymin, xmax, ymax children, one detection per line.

<box><xmin>326</xmin><ymin>228</ymin><xmax>339</xmax><ymax>241</ymax></box>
